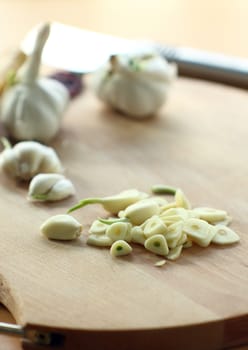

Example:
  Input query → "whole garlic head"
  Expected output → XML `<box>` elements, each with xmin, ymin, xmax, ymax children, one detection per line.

<box><xmin>0</xmin><ymin>23</ymin><xmax>69</xmax><ymax>142</ymax></box>
<box><xmin>0</xmin><ymin>140</ymin><xmax>63</xmax><ymax>180</ymax></box>
<box><xmin>93</xmin><ymin>52</ymin><xmax>177</xmax><ymax>118</ymax></box>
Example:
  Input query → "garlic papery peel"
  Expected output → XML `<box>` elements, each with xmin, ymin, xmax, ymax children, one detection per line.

<box><xmin>68</xmin><ymin>189</ymin><xmax>149</xmax><ymax>214</ymax></box>
<box><xmin>1</xmin><ymin>23</ymin><xmax>69</xmax><ymax>143</ymax></box>
<box><xmin>93</xmin><ymin>52</ymin><xmax>177</xmax><ymax>118</ymax></box>
<box><xmin>28</xmin><ymin>173</ymin><xmax>75</xmax><ymax>201</ymax></box>
<box><xmin>0</xmin><ymin>140</ymin><xmax>63</xmax><ymax>180</ymax></box>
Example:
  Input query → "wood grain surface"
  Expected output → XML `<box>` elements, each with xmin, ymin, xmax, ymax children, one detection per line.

<box><xmin>0</xmin><ymin>77</ymin><xmax>247</xmax><ymax>349</ymax></box>
<box><xmin>0</xmin><ymin>0</ymin><xmax>248</xmax><ymax>350</ymax></box>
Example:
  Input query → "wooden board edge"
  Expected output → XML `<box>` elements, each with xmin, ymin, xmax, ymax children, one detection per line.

<box><xmin>22</xmin><ymin>314</ymin><xmax>248</xmax><ymax>350</ymax></box>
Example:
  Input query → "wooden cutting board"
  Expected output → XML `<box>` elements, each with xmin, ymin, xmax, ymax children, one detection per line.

<box><xmin>0</xmin><ymin>78</ymin><xmax>248</xmax><ymax>350</ymax></box>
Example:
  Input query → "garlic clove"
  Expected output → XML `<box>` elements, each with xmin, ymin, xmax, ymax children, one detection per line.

<box><xmin>0</xmin><ymin>140</ymin><xmax>63</xmax><ymax>180</ymax></box>
<box><xmin>28</xmin><ymin>173</ymin><xmax>75</xmax><ymax>201</ymax></box>
<box><xmin>123</xmin><ymin>199</ymin><xmax>160</xmax><ymax>226</ymax></box>
<box><xmin>41</xmin><ymin>214</ymin><xmax>82</xmax><ymax>240</ymax></box>
<box><xmin>68</xmin><ymin>189</ymin><xmax>148</xmax><ymax>214</ymax></box>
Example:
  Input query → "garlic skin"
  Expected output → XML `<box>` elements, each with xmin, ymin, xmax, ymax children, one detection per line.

<box><xmin>0</xmin><ymin>140</ymin><xmax>63</xmax><ymax>180</ymax></box>
<box><xmin>0</xmin><ymin>23</ymin><xmax>69</xmax><ymax>143</ymax></box>
<box><xmin>28</xmin><ymin>173</ymin><xmax>75</xmax><ymax>201</ymax></box>
<box><xmin>93</xmin><ymin>53</ymin><xmax>177</xmax><ymax>118</ymax></box>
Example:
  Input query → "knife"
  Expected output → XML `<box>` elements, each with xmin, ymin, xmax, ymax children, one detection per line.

<box><xmin>17</xmin><ymin>22</ymin><xmax>248</xmax><ymax>89</ymax></box>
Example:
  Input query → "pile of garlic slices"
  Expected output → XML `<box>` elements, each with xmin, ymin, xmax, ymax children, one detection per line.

<box><xmin>68</xmin><ymin>186</ymin><xmax>240</xmax><ymax>264</ymax></box>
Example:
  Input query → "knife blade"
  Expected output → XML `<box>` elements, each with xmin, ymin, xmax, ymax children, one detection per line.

<box><xmin>21</xmin><ymin>22</ymin><xmax>248</xmax><ymax>89</ymax></box>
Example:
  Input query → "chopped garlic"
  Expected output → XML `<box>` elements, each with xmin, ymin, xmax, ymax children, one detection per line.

<box><xmin>110</xmin><ymin>240</ymin><xmax>132</xmax><ymax>257</ymax></box>
<box><xmin>166</xmin><ymin>245</ymin><xmax>183</xmax><ymax>260</ymax></box>
<box><xmin>144</xmin><ymin>234</ymin><xmax>169</xmax><ymax>256</ymax></box>
<box><xmin>211</xmin><ymin>225</ymin><xmax>240</xmax><ymax>245</ymax></box>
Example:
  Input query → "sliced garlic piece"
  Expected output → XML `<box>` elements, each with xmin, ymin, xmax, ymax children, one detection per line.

<box><xmin>166</xmin><ymin>245</ymin><xmax>183</xmax><ymax>260</ymax></box>
<box><xmin>175</xmin><ymin>189</ymin><xmax>191</xmax><ymax>209</ymax></box>
<box><xmin>213</xmin><ymin>215</ymin><xmax>232</xmax><ymax>226</ymax></box>
<box><xmin>143</xmin><ymin>215</ymin><xmax>167</xmax><ymax>238</ymax></box>
<box><xmin>106</xmin><ymin>222</ymin><xmax>130</xmax><ymax>241</ymax></box>
<box><xmin>177</xmin><ymin>233</ymin><xmax>187</xmax><ymax>246</ymax></box>
<box><xmin>154</xmin><ymin>259</ymin><xmax>167</xmax><ymax>267</ymax></box>
<box><xmin>130</xmin><ymin>226</ymin><xmax>146</xmax><ymax>245</ymax></box>
<box><xmin>183</xmin><ymin>240</ymin><xmax>193</xmax><ymax>248</ymax></box>
<box><xmin>110</xmin><ymin>240</ymin><xmax>132</xmax><ymax>257</ymax></box>
<box><xmin>183</xmin><ymin>218</ymin><xmax>213</xmax><ymax>247</ymax></box>
<box><xmin>159</xmin><ymin>201</ymin><xmax>177</xmax><ymax>212</ymax></box>
<box><xmin>87</xmin><ymin>234</ymin><xmax>113</xmax><ymax>247</ymax></box>
<box><xmin>192</xmin><ymin>207</ymin><xmax>227</xmax><ymax>223</ymax></box>
<box><xmin>89</xmin><ymin>220</ymin><xmax>107</xmax><ymax>235</ymax></box>
<box><xmin>211</xmin><ymin>225</ymin><xmax>240</xmax><ymax>245</ymax></box>
<box><xmin>164</xmin><ymin>221</ymin><xmax>183</xmax><ymax>248</ymax></box>
<box><xmin>123</xmin><ymin>199</ymin><xmax>160</xmax><ymax>225</ymax></box>
<box><xmin>144</xmin><ymin>234</ymin><xmax>169</xmax><ymax>256</ymax></box>
<box><xmin>160</xmin><ymin>207</ymin><xmax>188</xmax><ymax>218</ymax></box>
<box><xmin>149</xmin><ymin>196</ymin><xmax>169</xmax><ymax>207</ymax></box>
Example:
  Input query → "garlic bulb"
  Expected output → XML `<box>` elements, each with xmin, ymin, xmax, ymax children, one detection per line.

<box><xmin>28</xmin><ymin>173</ymin><xmax>75</xmax><ymax>201</ymax></box>
<box><xmin>0</xmin><ymin>23</ymin><xmax>69</xmax><ymax>142</ymax></box>
<box><xmin>0</xmin><ymin>139</ymin><xmax>63</xmax><ymax>180</ymax></box>
<box><xmin>93</xmin><ymin>53</ymin><xmax>177</xmax><ymax>118</ymax></box>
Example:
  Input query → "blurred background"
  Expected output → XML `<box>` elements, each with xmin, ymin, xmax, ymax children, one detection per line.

<box><xmin>0</xmin><ymin>0</ymin><xmax>247</xmax><ymax>349</ymax></box>
<box><xmin>0</xmin><ymin>0</ymin><xmax>248</xmax><ymax>57</ymax></box>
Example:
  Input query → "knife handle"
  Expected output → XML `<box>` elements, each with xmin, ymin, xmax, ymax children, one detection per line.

<box><xmin>159</xmin><ymin>46</ymin><xmax>248</xmax><ymax>89</ymax></box>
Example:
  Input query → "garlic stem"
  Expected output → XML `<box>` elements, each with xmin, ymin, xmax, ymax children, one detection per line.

<box><xmin>67</xmin><ymin>198</ymin><xmax>103</xmax><ymax>213</ymax></box>
<box><xmin>0</xmin><ymin>137</ymin><xmax>12</xmax><ymax>150</ymax></box>
<box><xmin>151</xmin><ymin>184</ymin><xmax>177</xmax><ymax>195</ymax></box>
<box><xmin>98</xmin><ymin>217</ymin><xmax>129</xmax><ymax>225</ymax></box>
<box><xmin>23</xmin><ymin>23</ymin><xmax>50</xmax><ymax>85</ymax></box>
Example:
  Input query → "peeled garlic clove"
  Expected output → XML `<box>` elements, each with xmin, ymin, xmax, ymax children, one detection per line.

<box><xmin>166</xmin><ymin>245</ymin><xmax>183</xmax><ymax>261</ymax></box>
<box><xmin>183</xmin><ymin>218</ymin><xmax>213</xmax><ymax>247</ymax></box>
<box><xmin>106</xmin><ymin>222</ymin><xmax>130</xmax><ymax>242</ymax></box>
<box><xmin>123</xmin><ymin>199</ymin><xmax>160</xmax><ymax>225</ymax></box>
<box><xmin>130</xmin><ymin>226</ymin><xmax>146</xmax><ymax>245</ymax></box>
<box><xmin>211</xmin><ymin>225</ymin><xmax>240</xmax><ymax>245</ymax></box>
<box><xmin>143</xmin><ymin>215</ymin><xmax>167</xmax><ymax>238</ymax></box>
<box><xmin>110</xmin><ymin>240</ymin><xmax>132</xmax><ymax>257</ymax></box>
<box><xmin>175</xmin><ymin>189</ymin><xmax>191</xmax><ymax>209</ymax></box>
<box><xmin>89</xmin><ymin>220</ymin><xmax>108</xmax><ymax>235</ymax></box>
<box><xmin>87</xmin><ymin>234</ymin><xmax>113</xmax><ymax>247</ymax></box>
<box><xmin>68</xmin><ymin>189</ymin><xmax>148</xmax><ymax>214</ymax></box>
<box><xmin>40</xmin><ymin>214</ymin><xmax>82</xmax><ymax>240</ymax></box>
<box><xmin>145</xmin><ymin>234</ymin><xmax>169</xmax><ymax>256</ymax></box>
